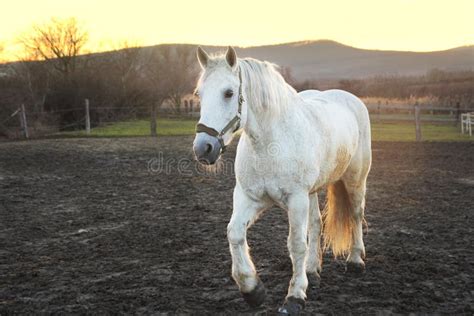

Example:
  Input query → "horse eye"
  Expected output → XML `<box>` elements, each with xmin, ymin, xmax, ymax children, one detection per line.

<box><xmin>224</xmin><ymin>90</ymin><xmax>234</xmax><ymax>99</ymax></box>
<box><xmin>194</xmin><ymin>90</ymin><xmax>200</xmax><ymax>97</ymax></box>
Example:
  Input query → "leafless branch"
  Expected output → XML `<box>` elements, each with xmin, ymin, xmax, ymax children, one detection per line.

<box><xmin>18</xmin><ymin>17</ymin><xmax>88</xmax><ymax>77</ymax></box>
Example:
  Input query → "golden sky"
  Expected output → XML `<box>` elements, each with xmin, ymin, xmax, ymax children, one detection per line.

<box><xmin>1</xmin><ymin>0</ymin><xmax>473</xmax><ymax>60</ymax></box>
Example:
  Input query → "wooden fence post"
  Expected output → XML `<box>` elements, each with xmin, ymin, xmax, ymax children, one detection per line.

<box><xmin>377</xmin><ymin>100</ymin><xmax>381</xmax><ymax>122</ymax></box>
<box><xmin>19</xmin><ymin>104</ymin><xmax>29</xmax><ymax>139</ymax></box>
<box><xmin>150</xmin><ymin>104</ymin><xmax>157</xmax><ymax>137</ymax></box>
<box><xmin>184</xmin><ymin>100</ymin><xmax>189</xmax><ymax>113</ymax></box>
<box><xmin>414</xmin><ymin>102</ymin><xmax>422</xmax><ymax>142</ymax></box>
<box><xmin>455</xmin><ymin>100</ymin><xmax>461</xmax><ymax>126</ymax></box>
<box><xmin>85</xmin><ymin>99</ymin><xmax>91</xmax><ymax>134</ymax></box>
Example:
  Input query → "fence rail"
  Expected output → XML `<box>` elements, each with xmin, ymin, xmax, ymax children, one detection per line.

<box><xmin>1</xmin><ymin>99</ymin><xmax>473</xmax><ymax>140</ymax></box>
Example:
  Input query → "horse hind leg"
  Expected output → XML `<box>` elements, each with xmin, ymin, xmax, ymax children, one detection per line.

<box><xmin>343</xmin><ymin>177</ymin><xmax>368</xmax><ymax>273</ymax></box>
<box><xmin>340</xmin><ymin>136</ymin><xmax>371</xmax><ymax>273</ymax></box>
<box><xmin>306</xmin><ymin>192</ymin><xmax>322</xmax><ymax>276</ymax></box>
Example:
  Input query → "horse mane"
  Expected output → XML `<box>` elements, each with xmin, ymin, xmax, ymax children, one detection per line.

<box><xmin>199</xmin><ymin>54</ymin><xmax>299</xmax><ymax>119</ymax></box>
<box><xmin>238</xmin><ymin>58</ymin><xmax>298</xmax><ymax>118</ymax></box>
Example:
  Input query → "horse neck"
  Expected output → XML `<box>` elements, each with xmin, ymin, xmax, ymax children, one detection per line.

<box><xmin>238</xmin><ymin>61</ymin><xmax>301</xmax><ymax>146</ymax></box>
<box><xmin>242</xmin><ymin>91</ymin><xmax>300</xmax><ymax>147</ymax></box>
<box><xmin>242</xmin><ymin>105</ymin><xmax>264</xmax><ymax>143</ymax></box>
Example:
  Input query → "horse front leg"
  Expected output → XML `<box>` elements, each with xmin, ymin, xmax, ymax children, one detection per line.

<box><xmin>278</xmin><ymin>192</ymin><xmax>309</xmax><ymax>315</ymax></box>
<box><xmin>227</xmin><ymin>186</ymin><xmax>269</xmax><ymax>307</ymax></box>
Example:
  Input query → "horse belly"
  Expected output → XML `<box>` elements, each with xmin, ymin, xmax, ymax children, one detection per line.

<box><xmin>236</xmin><ymin>150</ymin><xmax>318</xmax><ymax>206</ymax></box>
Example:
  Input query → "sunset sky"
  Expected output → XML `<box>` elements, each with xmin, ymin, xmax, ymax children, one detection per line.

<box><xmin>1</xmin><ymin>0</ymin><xmax>473</xmax><ymax>60</ymax></box>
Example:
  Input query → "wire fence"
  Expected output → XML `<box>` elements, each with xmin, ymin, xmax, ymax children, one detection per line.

<box><xmin>0</xmin><ymin>100</ymin><xmax>201</xmax><ymax>139</ymax></box>
<box><xmin>1</xmin><ymin>99</ymin><xmax>473</xmax><ymax>140</ymax></box>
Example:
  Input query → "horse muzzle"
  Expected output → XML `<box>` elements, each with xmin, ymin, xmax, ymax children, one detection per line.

<box><xmin>193</xmin><ymin>132</ymin><xmax>222</xmax><ymax>165</ymax></box>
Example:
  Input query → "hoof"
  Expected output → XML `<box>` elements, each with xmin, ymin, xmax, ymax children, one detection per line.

<box><xmin>346</xmin><ymin>261</ymin><xmax>366</xmax><ymax>274</ymax></box>
<box><xmin>241</xmin><ymin>279</ymin><xmax>266</xmax><ymax>308</ymax></box>
<box><xmin>277</xmin><ymin>296</ymin><xmax>305</xmax><ymax>315</ymax></box>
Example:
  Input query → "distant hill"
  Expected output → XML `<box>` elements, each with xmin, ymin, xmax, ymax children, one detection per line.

<box><xmin>1</xmin><ymin>40</ymin><xmax>473</xmax><ymax>81</ymax></box>
<box><xmin>199</xmin><ymin>40</ymin><xmax>474</xmax><ymax>80</ymax></box>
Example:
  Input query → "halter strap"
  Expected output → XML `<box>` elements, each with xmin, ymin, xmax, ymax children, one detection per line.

<box><xmin>195</xmin><ymin>67</ymin><xmax>244</xmax><ymax>153</ymax></box>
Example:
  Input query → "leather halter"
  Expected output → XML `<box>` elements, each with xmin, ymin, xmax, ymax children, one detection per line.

<box><xmin>195</xmin><ymin>67</ymin><xmax>244</xmax><ymax>153</ymax></box>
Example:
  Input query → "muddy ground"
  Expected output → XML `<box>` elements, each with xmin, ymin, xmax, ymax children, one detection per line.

<box><xmin>0</xmin><ymin>137</ymin><xmax>473</xmax><ymax>315</ymax></box>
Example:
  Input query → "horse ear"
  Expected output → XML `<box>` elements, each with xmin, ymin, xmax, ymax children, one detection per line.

<box><xmin>226</xmin><ymin>46</ymin><xmax>237</xmax><ymax>69</ymax></box>
<box><xmin>197</xmin><ymin>46</ymin><xmax>209</xmax><ymax>69</ymax></box>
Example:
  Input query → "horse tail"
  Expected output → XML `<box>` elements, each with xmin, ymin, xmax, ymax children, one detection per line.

<box><xmin>322</xmin><ymin>180</ymin><xmax>355</xmax><ymax>258</ymax></box>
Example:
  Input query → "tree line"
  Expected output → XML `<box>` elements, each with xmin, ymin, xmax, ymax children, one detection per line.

<box><xmin>0</xmin><ymin>18</ymin><xmax>198</xmax><ymax>136</ymax></box>
<box><xmin>1</xmin><ymin>18</ymin><xmax>472</xmax><ymax>137</ymax></box>
<box><xmin>289</xmin><ymin>68</ymin><xmax>474</xmax><ymax>104</ymax></box>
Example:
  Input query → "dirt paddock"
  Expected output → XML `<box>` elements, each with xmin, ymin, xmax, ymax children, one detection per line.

<box><xmin>0</xmin><ymin>137</ymin><xmax>473</xmax><ymax>314</ymax></box>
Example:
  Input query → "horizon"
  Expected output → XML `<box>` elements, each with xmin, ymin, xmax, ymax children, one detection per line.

<box><xmin>0</xmin><ymin>0</ymin><xmax>473</xmax><ymax>61</ymax></box>
<box><xmin>140</xmin><ymin>39</ymin><xmax>474</xmax><ymax>52</ymax></box>
<box><xmin>1</xmin><ymin>39</ymin><xmax>472</xmax><ymax>65</ymax></box>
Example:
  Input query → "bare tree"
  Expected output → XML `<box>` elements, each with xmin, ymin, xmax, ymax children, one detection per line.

<box><xmin>9</xmin><ymin>59</ymin><xmax>50</xmax><ymax>114</ymax></box>
<box><xmin>0</xmin><ymin>43</ymin><xmax>4</xmax><ymax>62</ymax></box>
<box><xmin>19</xmin><ymin>17</ymin><xmax>88</xmax><ymax>77</ymax></box>
<box><xmin>112</xmin><ymin>41</ymin><xmax>142</xmax><ymax>79</ymax></box>
<box><xmin>165</xmin><ymin>46</ymin><xmax>196</xmax><ymax>111</ymax></box>
<box><xmin>146</xmin><ymin>48</ymin><xmax>171</xmax><ymax>136</ymax></box>
<box><xmin>144</xmin><ymin>45</ymin><xmax>197</xmax><ymax>136</ymax></box>
<box><xmin>110</xmin><ymin>41</ymin><xmax>145</xmax><ymax>108</ymax></box>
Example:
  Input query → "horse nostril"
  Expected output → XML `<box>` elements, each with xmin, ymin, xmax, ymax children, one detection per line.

<box><xmin>205</xmin><ymin>143</ymin><xmax>213</xmax><ymax>154</ymax></box>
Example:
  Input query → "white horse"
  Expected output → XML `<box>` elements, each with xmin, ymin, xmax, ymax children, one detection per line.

<box><xmin>193</xmin><ymin>46</ymin><xmax>372</xmax><ymax>315</ymax></box>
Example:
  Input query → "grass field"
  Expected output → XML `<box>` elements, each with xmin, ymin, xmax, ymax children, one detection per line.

<box><xmin>65</xmin><ymin>118</ymin><xmax>472</xmax><ymax>142</ymax></box>
<box><xmin>371</xmin><ymin>122</ymin><xmax>471</xmax><ymax>141</ymax></box>
<box><xmin>67</xmin><ymin>118</ymin><xmax>196</xmax><ymax>137</ymax></box>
